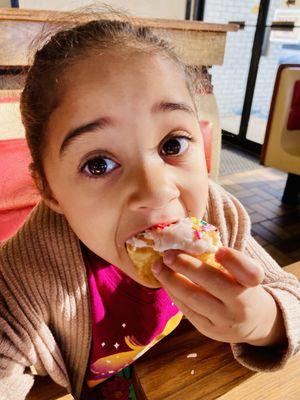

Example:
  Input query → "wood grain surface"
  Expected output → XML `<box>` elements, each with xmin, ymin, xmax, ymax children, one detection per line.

<box><xmin>0</xmin><ymin>7</ymin><xmax>238</xmax><ymax>32</ymax></box>
<box><xmin>0</xmin><ymin>7</ymin><xmax>238</xmax><ymax>67</ymax></box>
<box><xmin>135</xmin><ymin>262</ymin><xmax>300</xmax><ymax>400</ymax></box>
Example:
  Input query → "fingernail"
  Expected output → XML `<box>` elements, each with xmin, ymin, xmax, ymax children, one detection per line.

<box><xmin>163</xmin><ymin>250</ymin><xmax>175</xmax><ymax>265</ymax></box>
<box><xmin>215</xmin><ymin>247</ymin><xmax>227</xmax><ymax>262</ymax></box>
<box><xmin>152</xmin><ymin>261</ymin><xmax>162</xmax><ymax>275</ymax></box>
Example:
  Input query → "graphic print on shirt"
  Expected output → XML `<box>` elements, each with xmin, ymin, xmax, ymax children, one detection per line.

<box><xmin>87</xmin><ymin>311</ymin><xmax>182</xmax><ymax>388</ymax></box>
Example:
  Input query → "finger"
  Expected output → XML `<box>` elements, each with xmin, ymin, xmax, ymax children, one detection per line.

<box><xmin>162</xmin><ymin>251</ymin><xmax>244</xmax><ymax>304</ymax></box>
<box><xmin>152</xmin><ymin>259</ymin><xmax>227</xmax><ymax>323</ymax></box>
<box><xmin>215</xmin><ymin>247</ymin><xmax>265</xmax><ymax>287</ymax></box>
<box><xmin>165</xmin><ymin>288</ymin><xmax>214</xmax><ymax>333</ymax></box>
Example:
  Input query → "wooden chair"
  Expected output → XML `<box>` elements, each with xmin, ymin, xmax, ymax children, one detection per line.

<box><xmin>261</xmin><ymin>64</ymin><xmax>300</xmax><ymax>205</ymax></box>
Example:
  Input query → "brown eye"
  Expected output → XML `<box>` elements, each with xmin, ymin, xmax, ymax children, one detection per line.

<box><xmin>161</xmin><ymin>136</ymin><xmax>190</xmax><ymax>156</ymax></box>
<box><xmin>81</xmin><ymin>156</ymin><xmax>118</xmax><ymax>178</ymax></box>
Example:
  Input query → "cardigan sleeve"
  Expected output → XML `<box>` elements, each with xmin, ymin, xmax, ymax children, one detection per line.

<box><xmin>212</xmin><ymin>182</ymin><xmax>300</xmax><ymax>371</ymax></box>
<box><xmin>0</xmin><ymin>369</ymin><xmax>34</xmax><ymax>400</ymax></box>
<box><xmin>230</xmin><ymin>235</ymin><xmax>300</xmax><ymax>371</ymax></box>
<box><xmin>0</xmin><ymin>288</ymin><xmax>35</xmax><ymax>400</ymax></box>
<box><xmin>0</xmin><ymin>250</ymin><xmax>58</xmax><ymax>399</ymax></box>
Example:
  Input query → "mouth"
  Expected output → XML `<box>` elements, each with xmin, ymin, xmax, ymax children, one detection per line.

<box><xmin>124</xmin><ymin>218</ymin><xmax>180</xmax><ymax>246</ymax></box>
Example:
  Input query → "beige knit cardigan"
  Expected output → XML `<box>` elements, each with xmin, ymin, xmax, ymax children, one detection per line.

<box><xmin>0</xmin><ymin>181</ymin><xmax>299</xmax><ymax>400</ymax></box>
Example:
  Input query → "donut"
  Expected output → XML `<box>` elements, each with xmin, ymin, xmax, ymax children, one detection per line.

<box><xmin>125</xmin><ymin>217</ymin><xmax>223</xmax><ymax>287</ymax></box>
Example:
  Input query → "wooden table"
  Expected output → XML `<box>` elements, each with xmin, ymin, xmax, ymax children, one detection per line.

<box><xmin>135</xmin><ymin>261</ymin><xmax>300</xmax><ymax>400</ymax></box>
<box><xmin>27</xmin><ymin>261</ymin><xmax>300</xmax><ymax>399</ymax></box>
<box><xmin>0</xmin><ymin>7</ymin><xmax>237</xmax><ymax>67</ymax></box>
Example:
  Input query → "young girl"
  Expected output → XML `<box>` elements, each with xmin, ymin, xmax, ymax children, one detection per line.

<box><xmin>0</xmin><ymin>15</ymin><xmax>299</xmax><ymax>400</ymax></box>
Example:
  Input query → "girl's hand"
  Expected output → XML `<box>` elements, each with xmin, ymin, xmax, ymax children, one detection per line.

<box><xmin>152</xmin><ymin>247</ymin><xmax>287</xmax><ymax>347</ymax></box>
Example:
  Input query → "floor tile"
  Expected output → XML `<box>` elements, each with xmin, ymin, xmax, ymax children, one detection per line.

<box><xmin>265</xmin><ymin>202</ymin><xmax>295</xmax><ymax>216</ymax></box>
<box><xmin>251</xmin><ymin>224</ymin><xmax>280</xmax><ymax>243</ymax></box>
<box><xmin>230</xmin><ymin>190</ymin><xmax>256</xmax><ymax>199</ymax></box>
<box><xmin>260</xmin><ymin>220</ymin><xmax>292</xmax><ymax>239</ymax></box>
<box><xmin>288</xmin><ymin>248</ymin><xmax>300</xmax><ymax>261</ymax></box>
<box><xmin>263</xmin><ymin>244</ymin><xmax>295</xmax><ymax>267</ymax></box>
<box><xmin>272</xmin><ymin>211</ymin><xmax>300</xmax><ymax>226</ymax></box>
<box><xmin>250</xmin><ymin>212</ymin><xmax>268</xmax><ymax>224</ymax></box>
<box><xmin>243</xmin><ymin>204</ymin><xmax>255</xmax><ymax>214</ymax></box>
<box><xmin>274</xmin><ymin>235</ymin><xmax>300</xmax><ymax>253</ymax></box>
<box><xmin>285</xmin><ymin>222</ymin><xmax>300</xmax><ymax>236</ymax></box>
<box><xmin>250</xmin><ymin>187</ymin><xmax>275</xmax><ymax>200</ymax></box>
<box><xmin>219</xmin><ymin>163</ymin><xmax>299</xmax><ymax>266</ymax></box>
<box><xmin>252</xmin><ymin>234</ymin><xmax>268</xmax><ymax>246</ymax></box>
<box><xmin>249</xmin><ymin>204</ymin><xmax>277</xmax><ymax>219</ymax></box>
<box><xmin>239</xmin><ymin>195</ymin><xmax>265</xmax><ymax>206</ymax></box>
<box><xmin>239</xmin><ymin>181</ymin><xmax>266</xmax><ymax>189</ymax></box>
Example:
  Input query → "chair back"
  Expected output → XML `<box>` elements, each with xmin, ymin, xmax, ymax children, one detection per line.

<box><xmin>261</xmin><ymin>64</ymin><xmax>300</xmax><ymax>174</ymax></box>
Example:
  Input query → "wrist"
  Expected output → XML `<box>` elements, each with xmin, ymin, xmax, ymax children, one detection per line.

<box><xmin>246</xmin><ymin>295</ymin><xmax>287</xmax><ymax>347</ymax></box>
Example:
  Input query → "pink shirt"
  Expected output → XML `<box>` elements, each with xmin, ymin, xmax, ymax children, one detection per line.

<box><xmin>81</xmin><ymin>244</ymin><xmax>183</xmax><ymax>389</ymax></box>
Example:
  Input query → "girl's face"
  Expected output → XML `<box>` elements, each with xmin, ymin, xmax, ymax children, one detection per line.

<box><xmin>43</xmin><ymin>51</ymin><xmax>209</xmax><ymax>288</ymax></box>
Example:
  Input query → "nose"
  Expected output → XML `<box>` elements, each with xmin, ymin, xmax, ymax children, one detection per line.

<box><xmin>127</xmin><ymin>160</ymin><xmax>180</xmax><ymax>211</ymax></box>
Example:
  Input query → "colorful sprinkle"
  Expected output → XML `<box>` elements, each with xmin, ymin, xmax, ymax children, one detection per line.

<box><xmin>194</xmin><ymin>230</ymin><xmax>202</xmax><ymax>240</ymax></box>
<box><xmin>152</xmin><ymin>222</ymin><xmax>173</xmax><ymax>231</ymax></box>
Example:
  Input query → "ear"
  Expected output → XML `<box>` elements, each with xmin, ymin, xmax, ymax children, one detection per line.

<box><xmin>33</xmin><ymin>172</ymin><xmax>64</xmax><ymax>215</ymax></box>
<box><xmin>199</xmin><ymin>120</ymin><xmax>213</xmax><ymax>174</ymax></box>
<box><xmin>42</xmin><ymin>194</ymin><xmax>64</xmax><ymax>215</ymax></box>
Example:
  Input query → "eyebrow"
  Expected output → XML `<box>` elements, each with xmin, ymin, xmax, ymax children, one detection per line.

<box><xmin>59</xmin><ymin>101</ymin><xmax>195</xmax><ymax>158</ymax></box>
<box><xmin>151</xmin><ymin>101</ymin><xmax>195</xmax><ymax>115</ymax></box>
<box><xmin>59</xmin><ymin>117</ymin><xmax>112</xmax><ymax>158</ymax></box>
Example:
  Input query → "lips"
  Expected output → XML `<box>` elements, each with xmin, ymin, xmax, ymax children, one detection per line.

<box><xmin>149</xmin><ymin>221</ymin><xmax>177</xmax><ymax>230</ymax></box>
<box><xmin>125</xmin><ymin>218</ymin><xmax>180</xmax><ymax>244</ymax></box>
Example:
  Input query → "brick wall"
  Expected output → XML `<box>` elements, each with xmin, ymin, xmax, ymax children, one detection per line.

<box><xmin>204</xmin><ymin>0</ymin><xmax>282</xmax><ymax>120</ymax></box>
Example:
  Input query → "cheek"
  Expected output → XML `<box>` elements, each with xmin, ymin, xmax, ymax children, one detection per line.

<box><xmin>180</xmin><ymin>145</ymin><xmax>209</xmax><ymax>216</ymax></box>
<box><xmin>64</xmin><ymin>191</ymin><xmax>115</xmax><ymax>233</ymax></box>
<box><xmin>44</xmin><ymin>165</ymin><xmax>118</xmax><ymax>248</ymax></box>
<box><xmin>63</xmin><ymin>201</ymin><xmax>119</xmax><ymax>259</ymax></box>
<box><xmin>43</xmin><ymin>159</ymin><xmax>119</xmax><ymax>259</ymax></box>
<box><xmin>182</xmin><ymin>173</ymin><xmax>208</xmax><ymax>218</ymax></box>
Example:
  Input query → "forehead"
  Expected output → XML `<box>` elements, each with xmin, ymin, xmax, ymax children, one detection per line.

<box><xmin>45</xmin><ymin>51</ymin><xmax>195</xmax><ymax>156</ymax></box>
<box><xmin>58</xmin><ymin>51</ymin><xmax>191</xmax><ymax>108</ymax></box>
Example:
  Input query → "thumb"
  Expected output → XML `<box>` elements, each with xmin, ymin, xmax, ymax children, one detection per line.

<box><xmin>215</xmin><ymin>247</ymin><xmax>265</xmax><ymax>287</ymax></box>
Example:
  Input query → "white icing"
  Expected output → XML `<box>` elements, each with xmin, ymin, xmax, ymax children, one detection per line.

<box><xmin>126</xmin><ymin>217</ymin><xmax>221</xmax><ymax>254</ymax></box>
